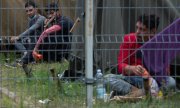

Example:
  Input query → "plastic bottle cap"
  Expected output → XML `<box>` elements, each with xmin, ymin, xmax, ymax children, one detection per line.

<box><xmin>142</xmin><ymin>70</ymin><xmax>150</xmax><ymax>78</ymax></box>
<box><xmin>97</xmin><ymin>69</ymin><xmax>101</xmax><ymax>72</ymax></box>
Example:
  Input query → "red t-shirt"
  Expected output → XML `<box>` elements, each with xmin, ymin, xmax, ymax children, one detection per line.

<box><xmin>118</xmin><ymin>33</ymin><xmax>143</xmax><ymax>75</ymax></box>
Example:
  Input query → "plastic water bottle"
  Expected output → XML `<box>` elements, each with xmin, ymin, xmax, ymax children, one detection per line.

<box><xmin>96</xmin><ymin>69</ymin><xmax>106</xmax><ymax>99</ymax></box>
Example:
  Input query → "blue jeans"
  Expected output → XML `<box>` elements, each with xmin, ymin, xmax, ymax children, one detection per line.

<box><xmin>123</xmin><ymin>76</ymin><xmax>144</xmax><ymax>88</ymax></box>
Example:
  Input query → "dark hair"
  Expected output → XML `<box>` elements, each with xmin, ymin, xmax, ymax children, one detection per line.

<box><xmin>25</xmin><ymin>0</ymin><xmax>37</xmax><ymax>8</ymax></box>
<box><xmin>137</xmin><ymin>14</ymin><xmax>160</xmax><ymax>30</ymax></box>
<box><xmin>45</xmin><ymin>2</ymin><xmax>59</xmax><ymax>12</ymax></box>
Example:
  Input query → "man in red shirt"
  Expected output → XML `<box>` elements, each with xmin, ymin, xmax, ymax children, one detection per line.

<box><xmin>118</xmin><ymin>15</ymin><xmax>159</xmax><ymax>75</ymax></box>
<box><xmin>105</xmin><ymin>14</ymin><xmax>176</xmax><ymax>97</ymax></box>
<box><xmin>117</xmin><ymin>14</ymin><xmax>160</xmax><ymax>88</ymax></box>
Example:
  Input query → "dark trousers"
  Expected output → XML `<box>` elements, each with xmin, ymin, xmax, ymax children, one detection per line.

<box><xmin>14</xmin><ymin>37</ymin><xmax>35</xmax><ymax>64</ymax></box>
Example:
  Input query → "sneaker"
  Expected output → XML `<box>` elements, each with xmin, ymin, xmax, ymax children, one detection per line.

<box><xmin>4</xmin><ymin>63</ymin><xmax>17</xmax><ymax>68</ymax></box>
<box><xmin>109</xmin><ymin>91</ymin><xmax>115</xmax><ymax>99</ymax></box>
<box><xmin>16</xmin><ymin>59</ymin><xmax>23</xmax><ymax>67</ymax></box>
<box><xmin>32</xmin><ymin>51</ymin><xmax>43</xmax><ymax>60</ymax></box>
<box><xmin>58</xmin><ymin>70</ymin><xmax>69</xmax><ymax>81</ymax></box>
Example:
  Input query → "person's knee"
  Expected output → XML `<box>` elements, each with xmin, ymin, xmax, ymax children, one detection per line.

<box><xmin>161</xmin><ymin>77</ymin><xmax>176</xmax><ymax>92</ymax></box>
<box><xmin>166</xmin><ymin>77</ymin><xmax>176</xmax><ymax>90</ymax></box>
<box><xmin>104</xmin><ymin>76</ymin><xmax>132</xmax><ymax>95</ymax></box>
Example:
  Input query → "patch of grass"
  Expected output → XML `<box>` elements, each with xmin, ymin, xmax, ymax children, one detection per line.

<box><xmin>0</xmin><ymin>94</ymin><xmax>18</xmax><ymax>108</ymax></box>
<box><xmin>1</xmin><ymin>58</ymin><xmax>180</xmax><ymax>108</ymax></box>
<box><xmin>1</xmin><ymin>60</ymin><xmax>87</xmax><ymax>108</ymax></box>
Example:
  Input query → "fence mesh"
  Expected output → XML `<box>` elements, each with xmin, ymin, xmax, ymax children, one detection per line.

<box><xmin>0</xmin><ymin>0</ymin><xmax>180</xmax><ymax>108</ymax></box>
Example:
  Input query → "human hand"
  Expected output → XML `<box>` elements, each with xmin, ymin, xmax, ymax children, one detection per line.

<box><xmin>44</xmin><ymin>15</ymin><xmax>55</xmax><ymax>28</ymax></box>
<box><xmin>126</xmin><ymin>65</ymin><xmax>146</xmax><ymax>76</ymax></box>
<box><xmin>11</xmin><ymin>36</ymin><xmax>19</xmax><ymax>43</ymax></box>
<box><xmin>44</xmin><ymin>19</ymin><xmax>49</xmax><ymax>26</ymax></box>
<box><xmin>32</xmin><ymin>49</ymin><xmax>43</xmax><ymax>61</ymax></box>
<box><xmin>44</xmin><ymin>19</ymin><xmax>50</xmax><ymax>29</ymax></box>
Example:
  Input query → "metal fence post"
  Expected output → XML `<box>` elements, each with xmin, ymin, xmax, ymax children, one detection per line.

<box><xmin>85</xmin><ymin>0</ymin><xmax>94</xmax><ymax>108</ymax></box>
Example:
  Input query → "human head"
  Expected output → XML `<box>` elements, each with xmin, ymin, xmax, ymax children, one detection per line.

<box><xmin>25</xmin><ymin>1</ymin><xmax>37</xmax><ymax>18</ymax></box>
<box><xmin>136</xmin><ymin>14</ymin><xmax>160</xmax><ymax>42</ymax></box>
<box><xmin>45</xmin><ymin>2</ymin><xmax>59</xmax><ymax>19</ymax></box>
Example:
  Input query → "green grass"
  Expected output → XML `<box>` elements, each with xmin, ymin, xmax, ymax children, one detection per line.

<box><xmin>0</xmin><ymin>56</ymin><xmax>87</xmax><ymax>108</ymax></box>
<box><xmin>0</xmin><ymin>94</ymin><xmax>18</xmax><ymax>108</ymax></box>
<box><xmin>1</xmin><ymin>55</ymin><xmax>180</xmax><ymax>108</ymax></box>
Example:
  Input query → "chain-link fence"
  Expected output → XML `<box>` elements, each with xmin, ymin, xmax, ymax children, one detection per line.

<box><xmin>0</xmin><ymin>0</ymin><xmax>180</xmax><ymax>108</ymax></box>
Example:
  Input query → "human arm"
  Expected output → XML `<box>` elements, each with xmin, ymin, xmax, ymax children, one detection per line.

<box><xmin>11</xmin><ymin>36</ymin><xmax>20</xmax><ymax>42</ymax></box>
<box><xmin>118</xmin><ymin>35</ymin><xmax>146</xmax><ymax>76</ymax></box>
<box><xmin>34</xmin><ymin>25</ymin><xmax>61</xmax><ymax>50</ymax></box>
<box><xmin>11</xmin><ymin>15</ymin><xmax>45</xmax><ymax>42</ymax></box>
<box><xmin>32</xmin><ymin>25</ymin><xmax>61</xmax><ymax>60</ymax></box>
